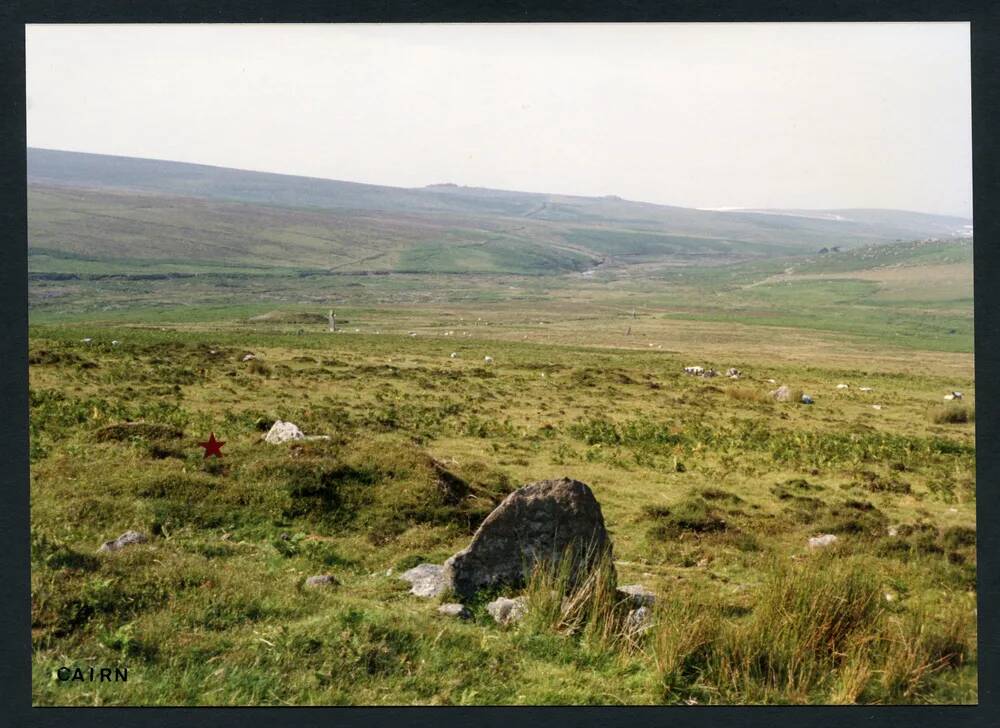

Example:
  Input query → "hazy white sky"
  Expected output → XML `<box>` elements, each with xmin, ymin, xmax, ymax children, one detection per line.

<box><xmin>26</xmin><ymin>23</ymin><xmax>972</xmax><ymax>217</ymax></box>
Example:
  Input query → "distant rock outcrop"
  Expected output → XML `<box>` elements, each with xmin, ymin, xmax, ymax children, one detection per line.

<box><xmin>443</xmin><ymin>477</ymin><xmax>612</xmax><ymax>600</ymax></box>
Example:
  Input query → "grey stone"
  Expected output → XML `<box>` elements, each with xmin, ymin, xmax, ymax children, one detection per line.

<box><xmin>443</xmin><ymin>477</ymin><xmax>611</xmax><ymax>600</ymax></box>
<box><xmin>617</xmin><ymin>584</ymin><xmax>656</xmax><ymax>608</ymax></box>
<box><xmin>304</xmin><ymin>574</ymin><xmax>339</xmax><ymax>588</ymax></box>
<box><xmin>399</xmin><ymin>563</ymin><xmax>449</xmax><ymax>598</ymax></box>
<box><xmin>771</xmin><ymin>385</ymin><xmax>792</xmax><ymax>401</ymax></box>
<box><xmin>625</xmin><ymin>606</ymin><xmax>654</xmax><ymax>633</ymax></box>
<box><xmin>437</xmin><ymin>603</ymin><xmax>472</xmax><ymax>619</ymax></box>
<box><xmin>486</xmin><ymin>596</ymin><xmax>528</xmax><ymax>625</ymax></box>
<box><xmin>264</xmin><ymin>420</ymin><xmax>305</xmax><ymax>444</ymax></box>
<box><xmin>808</xmin><ymin>533</ymin><xmax>839</xmax><ymax>549</ymax></box>
<box><xmin>98</xmin><ymin>530</ymin><xmax>148</xmax><ymax>553</ymax></box>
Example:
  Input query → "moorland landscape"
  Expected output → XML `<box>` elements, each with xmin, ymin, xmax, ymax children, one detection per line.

<box><xmin>29</xmin><ymin>148</ymin><xmax>976</xmax><ymax>705</ymax></box>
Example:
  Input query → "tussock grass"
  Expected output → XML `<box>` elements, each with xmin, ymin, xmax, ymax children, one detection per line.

<box><xmin>930</xmin><ymin>404</ymin><xmax>974</xmax><ymax>424</ymax></box>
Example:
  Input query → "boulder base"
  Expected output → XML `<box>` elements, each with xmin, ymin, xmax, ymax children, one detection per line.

<box><xmin>443</xmin><ymin>477</ymin><xmax>611</xmax><ymax>600</ymax></box>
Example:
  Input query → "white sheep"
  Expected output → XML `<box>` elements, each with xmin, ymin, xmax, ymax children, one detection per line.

<box><xmin>484</xmin><ymin>356</ymin><xmax>494</xmax><ymax>365</ymax></box>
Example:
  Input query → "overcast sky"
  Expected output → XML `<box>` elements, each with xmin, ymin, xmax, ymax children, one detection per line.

<box><xmin>26</xmin><ymin>23</ymin><xmax>972</xmax><ymax>217</ymax></box>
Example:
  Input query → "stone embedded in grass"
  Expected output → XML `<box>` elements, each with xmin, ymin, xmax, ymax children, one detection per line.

<box><xmin>625</xmin><ymin>605</ymin><xmax>653</xmax><ymax>633</ymax></box>
<box><xmin>443</xmin><ymin>477</ymin><xmax>612</xmax><ymax>600</ymax></box>
<box><xmin>98</xmin><ymin>530</ymin><xmax>148</xmax><ymax>553</ymax></box>
<box><xmin>399</xmin><ymin>563</ymin><xmax>449</xmax><ymax>598</ymax></box>
<box><xmin>617</xmin><ymin>584</ymin><xmax>656</xmax><ymax>608</ymax></box>
<box><xmin>437</xmin><ymin>603</ymin><xmax>472</xmax><ymax>619</ymax></box>
<box><xmin>486</xmin><ymin>596</ymin><xmax>528</xmax><ymax>625</ymax></box>
<box><xmin>263</xmin><ymin>419</ymin><xmax>330</xmax><ymax>443</ymax></box>
<box><xmin>304</xmin><ymin>574</ymin><xmax>339</xmax><ymax>589</ymax></box>
<box><xmin>771</xmin><ymin>385</ymin><xmax>792</xmax><ymax>401</ymax></box>
<box><xmin>807</xmin><ymin>533</ymin><xmax>839</xmax><ymax>549</ymax></box>
<box><xmin>264</xmin><ymin>420</ymin><xmax>305</xmax><ymax>444</ymax></box>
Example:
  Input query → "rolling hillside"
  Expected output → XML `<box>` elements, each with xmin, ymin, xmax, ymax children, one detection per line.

<box><xmin>27</xmin><ymin>148</ymin><xmax>972</xmax><ymax>277</ymax></box>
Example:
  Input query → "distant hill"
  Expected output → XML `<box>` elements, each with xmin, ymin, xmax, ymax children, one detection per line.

<box><xmin>27</xmin><ymin>148</ymin><xmax>972</xmax><ymax>276</ymax></box>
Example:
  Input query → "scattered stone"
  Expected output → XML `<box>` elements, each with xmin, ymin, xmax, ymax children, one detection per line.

<box><xmin>81</xmin><ymin>338</ymin><xmax>92</xmax><ymax>344</ymax></box>
<box><xmin>111</xmin><ymin>340</ymin><xmax>120</xmax><ymax>346</ymax></box>
<box><xmin>771</xmin><ymin>385</ymin><xmax>792</xmax><ymax>401</ymax></box>
<box><xmin>486</xmin><ymin>596</ymin><xmax>528</xmax><ymax>625</ymax></box>
<box><xmin>264</xmin><ymin>420</ymin><xmax>305</xmax><ymax>444</ymax></box>
<box><xmin>625</xmin><ymin>606</ymin><xmax>653</xmax><ymax>633</ymax></box>
<box><xmin>859</xmin><ymin>386</ymin><xmax>874</xmax><ymax>392</ymax></box>
<box><xmin>887</xmin><ymin>526</ymin><xmax>899</xmax><ymax>537</ymax></box>
<box><xmin>884</xmin><ymin>592</ymin><xmax>897</xmax><ymax>603</ymax></box>
<box><xmin>304</xmin><ymin>574</ymin><xmax>339</xmax><ymax>588</ymax></box>
<box><xmin>98</xmin><ymin>530</ymin><xmax>148</xmax><ymax>553</ymax></box>
<box><xmin>807</xmin><ymin>534</ymin><xmax>839</xmax><ymax>549</ymax></box>
<box><xmin>437</xmin><ymin>603</ymin><xmax>472</xmax><ymax>619</ymax></box>
<box><xmin>399</xmin><ymin>563</ymin><xmax>449</xmax><ymax>598</ymax></box>
<box><xmin>443</xmin><ymin>477</ymin><xmax>612</xmax><ymax>600</ymax></box>
<box><xmin>617</xmin><ymin>584</ymin><xmax>656</xmax><ymax>608</ymax></box>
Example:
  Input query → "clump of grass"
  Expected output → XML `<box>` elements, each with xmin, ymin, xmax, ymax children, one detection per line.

<box><xmin>930</xmin><ymin>404</ymin><xmax>974</xmax><ymax>424</ymax></box>
<box><xmin>726</xmin><ymin>387</ymin><xmax>772</xmax><ymax>404</ymax></box>
<box><xmin>521</xmin><ymin>546</ymin><xmax>624</xmax><ymax>652</ymax></box>
<box><xmin>644</xmin><ymin>497</ymin><xmax>728</xmax><ymax>538</ymax></box>
<box><xmin>649</xmin><ymin>556</ymin><xmax>975</xmax><ymax>703</ymax></box>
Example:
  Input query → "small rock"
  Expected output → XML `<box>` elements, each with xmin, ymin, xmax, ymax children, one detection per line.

<box><xmin>860</xmin><ymin>386</ymin><xmax>874</xmax><ymax>392</ymax></box>
<box><xmin>617</xmin><ymin>584</ymin><xmax>656</xmax><ymax>608</ymax></box>
<box><xmin>111</xmin><ymin>340</ymin><xmax>120</xmax><ymax>346</ymax></box>
<box><xmin>884</xmin><ymin>592</ymin><xmax>896</xmax><ymax>603</ymax></box>
<box><xmin>625</xmin><ymin>606</ymin><xmax>653</xmax><ymax>633</ymax></box>
<box><xmin>399</xmin><ymin>563</ymin><xmax>449</xmax><ymax>598</ymax></box>
<box><xmin>808</xmin><ymin>534</ymin><xmax>838</xmax><ymax>549</ymax></box>
<box><xmin>486</xmin><ymin>596</ymin><xmax>528</xmax><ymax>625</ymax></box>
<box><xmin>304</xmin><ymin>574</ymin><xmax>339</xmax><ymax>588</ymax></box>
<box><xmin>437</xmin><ymin>603</ymin><xmax>472</xmax><ymax>619</ymax></box>
<box><xmin>81</xmin><ymin>338</ymin><xmax>92</xmax><ymax>344</ymax></box>
<box><xmin>98</xmin><ymin>530</ymin><xmax>147</xmax><ymax>553</ymax></box>
<box><xmin>887</xmin><ymin>526</ymin><xmax>899</xmax><ymax>537</ymax></box>
<box><xmin>264</xmin><ymin>420</ymin><xmax>305</xmax><ymax>444</ymax></box>
<box><xmin>770</xmin><ymin>385</ymin><xmax>792</xmax><ymax>401</ymax></box>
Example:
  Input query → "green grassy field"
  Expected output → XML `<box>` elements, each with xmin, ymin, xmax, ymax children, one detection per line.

<box><xmin>30</xmin><ymin>301</ymin><xmax>976</xmax><ymax>705</ymax></box>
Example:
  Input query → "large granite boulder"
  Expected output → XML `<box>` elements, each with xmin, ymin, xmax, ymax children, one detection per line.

<box><xmin>443</xmin><ymin>477</ymin><xmax>612</xmax><ymax>600</ymax></box>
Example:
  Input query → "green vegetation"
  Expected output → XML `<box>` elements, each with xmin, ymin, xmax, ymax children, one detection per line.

<box><xmin>30</xmin><ymin>318</ymin><xmax>975</xmax><ymax>705</ymax></box>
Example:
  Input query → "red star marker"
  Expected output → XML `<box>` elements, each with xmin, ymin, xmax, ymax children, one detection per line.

<box><xmin>198</xmin><ymin>432</ymin><xmax>225</xmax><ymax>458</ymax></box>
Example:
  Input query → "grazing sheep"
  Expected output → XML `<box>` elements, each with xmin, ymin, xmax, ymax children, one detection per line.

<box><xmin>702</xmin><ymin>369</ymin><xmax>718</xmax><ymax>378</ymax></box>
<box><xmin>450</xmin><ymin>352</ymin><xmax>458</xmax><ymax>359</ymax></box>
<box><xmin>484</xmin><ymin>356</ymin><xmax>494</xmax><ymax>364</ymax></box>
<box><xmin>944</xmin><ymin>391</ymin><xmax>964</xmax><ymax>401</ymax></box>
<box><xmin>836</xmin><ymin>383</ymin><xmax>848</xmax><ymax>389</ymax></box>
<box><xmin>801</xmin><ymin>394</ymin><xmax>814</xmax><ymax>404</ymax></box>
<box><xmin>241</xmin><ymin>353</ymin><xmax>256</xmax><ymax>362</ymax></box>
<box><xmin>859</xmin><ymin>386</ymin><xmax>874</xmax><ymax>392</ymax></box>
<box><xmin>683</xmin><ymin>366</ymin><xmax>705</xmax><ymax>375</ymax></box>
<box><xmin>111</xmin><ymin>340</ymin><xmax>120</xmax><ymax>346</ymax></box>
<box><xmin>81</xmin><ymin>338</ymin><xmax>92</xmax><ymax>344</ymax></box>
<box><xmin>725</xmin><ymin>368</ymin><xmax>741</xmax><ymax>379</ymax></box>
